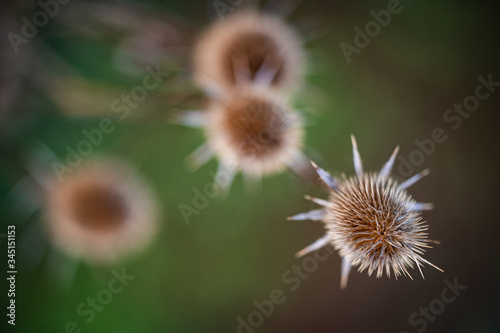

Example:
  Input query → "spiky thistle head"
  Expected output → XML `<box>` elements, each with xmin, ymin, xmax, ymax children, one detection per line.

<box><xmin>289</xmin><ymin>136</ymin><xmax>441</xmax><ymax>288</ymax></box>
<box><xmin>325</xmin><ymin>172</ymin><xmax>432</xmax><ymax>279</ymax></box>
<box><xmin>205</xmin><ymin>87</ymin><xmax>303</xmax><ymax>176</ymax></box>
<box><xmin>44</xmin><ymin>158</ymin><xmax>158</xmax><ymax>264</ymax></box>
<box><xmin>193</xmin><ymin>11</ymin><xmax>305</xmax><ymax>94</ymax></box>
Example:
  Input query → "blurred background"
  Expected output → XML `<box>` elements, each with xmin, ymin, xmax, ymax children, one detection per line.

<box><xmin>1</xmin><ymin>0</ymin><xmax>499</xmax><ymax>332</ymax></box>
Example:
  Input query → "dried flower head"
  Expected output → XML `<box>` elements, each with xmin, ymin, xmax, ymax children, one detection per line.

<box><xmin>179</xmin><ymin>87</ymin><xmax>306</xmax><ymax>188</ymax></box>
<box><xmin>206</xmin><ymin>88</ymin><xmax>303</xmax><ymax>176</ymax></box>
<box><xmin>289</xmin><ymin>136</ymin><xmax>442</xmax><ymax>288</ymax></box>
<box><xmin>193</xmin><ymin>11</ymin><xmax>305</xmax><ymax>95</ymax></box>
<box><xmin>44</xmin><ymin>159</ymin><xmax>158</xmax><ymax>264</ymax></box>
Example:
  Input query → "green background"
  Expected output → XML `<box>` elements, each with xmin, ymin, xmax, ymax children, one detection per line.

<box><xmin>1</xmin><ymin>0</ymin><xmax>499</xmax><ymax>332</ymax></box>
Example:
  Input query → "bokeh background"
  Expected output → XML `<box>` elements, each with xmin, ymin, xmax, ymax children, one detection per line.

<box><xmin>1</xmin><ymin>0</ymin><xmax>499</xmax><ymax>332</ymax></box>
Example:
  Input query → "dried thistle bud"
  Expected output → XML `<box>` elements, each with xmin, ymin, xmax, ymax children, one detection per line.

<box><xmin>289</xmin><ymin>136</ymin><xmax>441</xmax><ymax>288</ymax></box>
<box><xmin>44</xmin><ymin>158</ymin><xmax>158</xmax><ymax>264</ymax></box>
<box><xmin>206</xmin><ymin>88</ymin><xmax>303</xmax><ymax>176</ymax></box>
<box><xmin>193</xmin><ymin>11</ymin><xmax>305</xmax><ymax>95</ymax></box>
<box><xmin>179</xmin><ymin>87</ymin><xmax>307</xmax><ymax>189</ymax></box>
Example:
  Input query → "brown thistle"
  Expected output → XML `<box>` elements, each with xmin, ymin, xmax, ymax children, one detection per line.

<box><xmin>205</xmin><ymin>87</ymin><xmax>303</xmax><ymax>177</ymax></box>
<box><xmin>203</xmin><ymin>87</ymin><xmax>305</xmax><ymax>177</ymax></box>
<box><xmin>44</xmin><ymin>159</ymin><xmax>158</xmax><ymax>264</ymax></box>
<box><xmin>289</xmin><ymin>136</ymin><xmax>442</xmax><ymax>288</ymax></box>
<box><xmin>193</xmin><ymin>11</ymin><xmax>305</xmax><ymax>95</ymax></box>
<box><xmin>177</xmin><ymin>87</ymin><xmax>307</xmax><ymax>190</ymax></box>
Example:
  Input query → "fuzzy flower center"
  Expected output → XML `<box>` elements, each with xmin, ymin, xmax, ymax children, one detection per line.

<box><xmin>222</xmin><ymin>32</ymin><xmax>284</xmax><ymax>85</ymax></box>
<box><xmin>222</xmin><ymin>96</ymin><xmax>289</xmax><ymax>158</ymax></box>
<box><xmin>326</xmin><ymin>174</ymin><xmax>424</xmax><ymax>269</ymax></box>
<box><xmin>69</xmin><ymin>184</ymin><xmax>129</xmax><ymax>231</ymax></box>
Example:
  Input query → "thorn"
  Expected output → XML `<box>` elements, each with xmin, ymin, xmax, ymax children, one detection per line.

<box><xmin>287</xmin><ymin>209</ymin><xmax>325</xmax><ymax>221</ymax></box>
<box><xmin>379</xmin><ymin>145</ymin><xmax>399</xmax><ymax>178</ymax></box>
<box><xmin>310</xmin><ymin>161</ymin><xmax>338</xmax><ymax>189</ymax></box>
<box><xmin>304</xmin><ymin>195</ymin><xmax>329</xmax><ymax>207</ymax></box>
<box><xmin>350</xmin><ymin>135</ymin><xmax>363</xmax><ymax>177</ymax></box>
<box><xmin>295</xmin><ymin>235</ymin><xmax>330</xmax><ymax>258</ymax></box>
<box><xmin>399</xmin><ymin>169</ymin><xmax>431</xmax><ymax>190</ymax></box>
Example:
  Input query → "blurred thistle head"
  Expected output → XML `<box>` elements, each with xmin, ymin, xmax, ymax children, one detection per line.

<box><xmin>44</xmin><ymin>158</ymin><xmax>158</xmax><ymax>264</ymax></box>
<box><xmin>193</xmin><ymin>11</ymin><xmax>305</xmax><ymax>95</ymax></box>
<box><xmin>179</xmin><ymin>87</ymin><xmax>307</xmax><ymax>190</ymax></box>
<box><xmin>206</xmin><ymin>87</ymin><xmax>303</xmax><ymax>176</ymax></box>
<box><xmin>289</xmin><ymin>136</ymin><xmax>442</xmax><ymax>289</ymax></box>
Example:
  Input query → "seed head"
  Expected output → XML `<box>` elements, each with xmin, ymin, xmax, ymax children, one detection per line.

<box><xmin>44</xmin><ymin>158</ymin><xmax>158</xmax><ymax>264</ymax></box>
<box><xmin>193</xmin><ymin>12</ymin><xmax>305</xmax><ymax>94</ymax></box>
<box><xmin>289</xmin><ymin>136</ymin><xmax>441</xmax><ymax>288</ymax></box>
<box><xmin>206</xmin><ymin>87</ymin><xmax>303</xmax><ymax>176</ymax></box>
<box><xmin>326</xmin><ymin>173</ymin><xmax>431</xmax><ymax>279</ymax></box>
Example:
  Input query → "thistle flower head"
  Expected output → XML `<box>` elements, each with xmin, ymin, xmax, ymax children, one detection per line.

<box><xmin>206</xmin><ymin>87</ymin><xmax>303</xmax><ymax>176</ymax></box>
<box><xmin>193</xmin><ymin>11</ymin><xmax>305</xmax><ymax>94</ymax></box>
<box><xmin>44</xmin><ymin>158</ymin><xmax>158</xmax><ymax>264</ymax></box>
<box><xmin>289</xmin><ymin>136</ymin><xmax>441</xmax><ymax>288</ymax></box>
<box><xmin>325</xmin><ymin>173</ymin><xmax>430</xmax><ymax>279</ymax></box>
